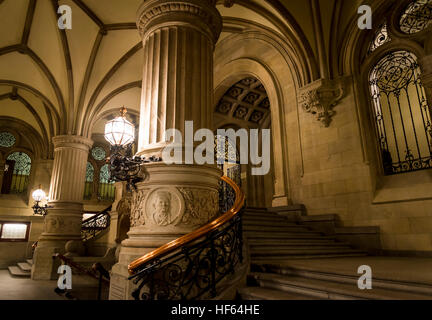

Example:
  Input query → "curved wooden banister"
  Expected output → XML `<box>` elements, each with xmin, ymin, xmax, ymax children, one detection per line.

<box><xmin>128</xmin><ymin>176</ymin><xmax>245</xmax><ymax>275</ymax></box>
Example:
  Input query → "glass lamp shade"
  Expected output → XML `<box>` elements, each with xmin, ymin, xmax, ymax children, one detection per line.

<box><xmin>104</xmin><ymin>116</ymin><xmax>135</xmax><ymax>146</ymax></box>
<box><xmin>32</xmin><ymin>188</ymin><xmax>46</xmax><ymax>202</ymax></box>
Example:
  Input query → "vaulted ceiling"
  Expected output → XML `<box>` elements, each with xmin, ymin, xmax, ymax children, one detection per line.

<box><xmin>0</xmin><ymin>0</ymin><xmax>381</xmax><ymax>158</ymax></box>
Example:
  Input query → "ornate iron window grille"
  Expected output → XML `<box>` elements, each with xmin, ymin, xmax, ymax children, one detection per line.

<box><xmin>369</xmin><ymin>51</ymin><xmax>432</xmax><ymax>175</ymax></box>
<box><xmin>399</xmin><ymin>0</ymin><xmax>432</xmax><ymax>34</ymax></box>
<box><xmin>368</xmin><ymin>23</ymin><xmax>391</xmax><ymax>54</ymax></box>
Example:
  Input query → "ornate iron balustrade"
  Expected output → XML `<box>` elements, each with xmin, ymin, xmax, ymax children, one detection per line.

<box><xmin>128</xmin><ymin>176</ymin><xmax>245</xmax><ymax>300</ymax></box>
<box><xmin>81</xmin><ymin>205</ymin><xmax>112</xmax><ymax>242</ymax></box>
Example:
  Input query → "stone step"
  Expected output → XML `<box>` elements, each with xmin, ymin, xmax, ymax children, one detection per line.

<box><xmin>243</xmin><ymin>220</ymin><xmax>301</xmax><ymax>227</ymax></box>
<box><xmin>250</xmin><ymin>273</ymin><xmax>432</xmax><ymax>300</ymax></box>
<box><xmin>245</xmin><ymin>231</ymin><xmax>324</xmax><ymax>239</ymax></box>
<box><xmin>26</xmin><ymin>259</ymin><xmax>33</xmax><ymax>266</ymax></box>
<box><xmin>8</xmin><ymin>266</ymin><xmax>31</xmax><ymax>277</ymax></box>
<box><xmin>251</xmin><ymin>253</ymin><xmax>367</xmax><ymax>263</ymax></box>
<box><xmin>244</xmin><ymin>225</ymin><xmax>311</xmax><ymax>232</ymax></box>
<box><xmin>243</xmin><ymin>211</ymin><xmax>284</xmax><ymax>218</ymax></box>
<box><xmin>251</xmin><ymin>248</ymin><xmax>364</xmax><ymax>257</ymax></box>
<box><xmin>17</xmin><ymin>262</ymin><xmax>32</xmax><ymax>272</ymax></box>
<box><xmin>238</xmin><ymin>287</ymin><xmax>319</xmax><ymax>300</ymax></box>
<box><xmin>261</xmin><ymin>263</ymin><xmax>432</xmax><ymax>296</ymax></box>
<box><xmin>250</xmin><ymin>244</ymin><xmax>352</xmax><ymax>251</ymax></box>
<box><xmin>247</xmin><ymin>238</ymin><xmax>340</xmax><ymax>246</ymax></box>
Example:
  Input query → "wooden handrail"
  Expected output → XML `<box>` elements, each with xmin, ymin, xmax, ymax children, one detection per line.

<box><xmin>128</xmin><ymin>176</ymin><xmax>245</xmax><ymax>274</ymax></box>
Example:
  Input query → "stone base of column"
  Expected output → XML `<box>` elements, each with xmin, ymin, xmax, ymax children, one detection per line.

<box><xmin>32</xmin><ymin>201</ymin><xmax>83</xmax><ymax>280</ymax></box>
<box><xmin>109</xmin><ymin>163</ymin><xmax>221</xmax><ymax>300</ymax></box>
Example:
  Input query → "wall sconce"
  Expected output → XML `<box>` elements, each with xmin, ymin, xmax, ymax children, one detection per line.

<box><xmin>32</xmin><ymin>185</ymin><xmax>51</xmax><ymax>216</ymax></box>
<box><xmin>104</xmin><ymin>107</ymin><xmax>161</xmax><ymax>191</ymax></box>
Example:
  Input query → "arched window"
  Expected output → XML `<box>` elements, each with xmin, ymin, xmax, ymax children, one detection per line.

<box><xmin>4</xmin><ymin>152</ymin><xmax>31</xmax><ymax>194</ymax></box>
<box><xmin>399</xmin><ymin>0</ymin><xmax>432</xmax><ymax>34</ymax></box>
<box><xmin>98</xmin><ymin>164</ymin><xmax>115</xmax><ymax>201</ymax></box>
<box><xmin>84</xmin><ymin>162</ymin><xmax>94</xmax><ymax>200</ymax></box>
<box><xmin>0</xmin><ymin>132</ymin><xmax>16</xmax><ymax>148</ymax></box>
<box><xmin>369</xmin><ymin>51</ymin><xmax>432</xmax><ymax>174</ymax></box>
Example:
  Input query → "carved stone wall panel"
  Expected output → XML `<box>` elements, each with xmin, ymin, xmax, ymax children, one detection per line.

<box><xmin>130</xmin><ymin>188</ymin><xmax>150</xmax><ymax>227</ymax></box>
<box><xmin>178</xmin><ymin>187</ymin><xmax>219</xmax><ymax>226</ymax></box>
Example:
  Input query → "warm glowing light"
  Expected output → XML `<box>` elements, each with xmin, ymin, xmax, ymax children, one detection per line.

<box><xmin>32</xmin><ymin>186</ymin><xmax>46</xmax><ymax>202</ymax></box>
<box><xmin>104</xmin><ymin>107</ymin><xmax>135</xmax><ymax>146</ymax></box>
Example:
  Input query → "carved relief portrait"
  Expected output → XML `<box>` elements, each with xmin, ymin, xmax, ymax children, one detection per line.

<box><xmin>145</xmin><ymin>188</ymin><xmax>184</xmax><ymax>226</ymax></box>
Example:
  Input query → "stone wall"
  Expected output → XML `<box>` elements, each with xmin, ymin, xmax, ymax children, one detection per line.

<box><xmin>288</xmin><ymin>79</ymin><xmax>432</xmax><ymax>253</ymax></box>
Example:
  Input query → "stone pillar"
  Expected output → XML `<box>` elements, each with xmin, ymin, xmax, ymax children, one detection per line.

<box><xmin>109</xmin><ymin>0</ymin><xmax>222</xmax><ymax>300</ymax></box>
<box><xmin>32</xmin><ymin>135</ymin><xmax>93</xmax><ymax>280</ymax></box>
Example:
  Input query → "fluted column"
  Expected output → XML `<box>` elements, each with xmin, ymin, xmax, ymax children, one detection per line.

<box><xmin>137</xmin><ymin>0</ymin><xmax>221</xmax><ymax>156</ymax></box>
<box><xmin>109</xmin><ymin>0</ymin><xmax>222</xmax><ymax>300</ymax></box>
<box><xmin>32</xmin><ymin>135</ymin><xmax>93</xmax><ymax>280</ymax></box>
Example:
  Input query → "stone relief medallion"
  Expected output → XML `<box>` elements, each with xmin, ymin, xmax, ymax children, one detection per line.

<box><xmin>145</xmin><ymin>188</ymin><xmax>184</xmax><ymax>226</ymax></box>
<box><xmin>178</xmin><ymin>188</ymin><xmax>219</xmax><ymax>226</ymax></box>
<box><xmin>130</xmin><ymin>189</ymin><xmax>149</xmax><ymax>227</ymax></box>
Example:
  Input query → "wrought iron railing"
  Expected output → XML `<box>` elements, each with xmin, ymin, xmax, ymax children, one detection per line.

<box><xmin>81</xmin><ymin>205</ymin><xmax>112</xmax><ymax>242</ymax></box>
<box><xmin>128</xmin><ymin>176</ymin><xmax>245</xmax><ymax>300</ymax></box>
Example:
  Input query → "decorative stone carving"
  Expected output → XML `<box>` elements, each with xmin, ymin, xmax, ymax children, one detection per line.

<box><xmin>178</xmin><ymin>188</ymin><xmax>219</xmax><ymax>226</ymax></box>
<box><xmin>130</xmin><ymin>189</ymin><xmax>149</xmax><ymax>227</ymax></box>
<box><xmin>145</xmin><ymin>188</ymin><xmax>184</xmax><ymax>226</ymax></box>
<box><xmin>299</xmin><ymin>78</ymin><xmax>345</xmax><ymax>127</ymax></box>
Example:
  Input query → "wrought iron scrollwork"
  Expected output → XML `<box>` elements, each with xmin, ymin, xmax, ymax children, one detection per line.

<box><xmin>399</xmin><ymin>0</ymin><xmax>432</xmax><ymax>34</ymax></box>
<box><xmin>129</xmin><ymin>211</ymin><xmax>243</xmax><ymax>300</ymax></box>
<box><xmin>107</xmin><ymin>144</ymin><xmax>162</xmax><ymax>192</ymax></box>
<box><xmin>369</xmin><ymin>51</ymin><xmax>432</xmax><ymax>175</ymax></box>
<box><xmin>81</xmin><ymin>205</ymin><xmax>112</xmax><ymax>242</ymax></box>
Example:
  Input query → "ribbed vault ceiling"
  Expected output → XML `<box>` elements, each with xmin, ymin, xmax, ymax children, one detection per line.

<box><xmin>0</xmin><ymin>0</ymin><xmax>376</xmax><ymax>158</ymax></box>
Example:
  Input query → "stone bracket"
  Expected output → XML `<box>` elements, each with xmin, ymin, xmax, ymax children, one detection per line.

<box><xmin>298</xmin><ymin>78</ymin><xmax>345</xmax><ymax>127</ymax></box>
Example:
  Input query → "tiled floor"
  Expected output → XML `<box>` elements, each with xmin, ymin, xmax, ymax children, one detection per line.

<box><xmin>0</xmin><ymin>270</ymin><xmax>63</xmax><ymax>300</ymax></box>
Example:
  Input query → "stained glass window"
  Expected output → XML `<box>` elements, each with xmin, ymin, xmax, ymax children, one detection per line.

<box><xmin>91</xmin><ymin>146</ymin><xmax>106</xmax><ymax>161</ymax></box>
<box><xmin>99</xmin><ymin>164</ymin><xmax>115</xmax><ymax>201</ymax></box>
<box><xmin>6</xmin><ymin>152</ymin><xmax>31</xmax><ymax>193</ymax></box>
<box><xmin>368</xmin><ymin>23</ymin><xmax>391</xmax><ymax>54</ymax></box>
<box><xmin>84</xmin><ymin>162</ymin><xmax>94</xmax><ymax>200</ymax></box>
<box><xmin>369</xmin><ymin>51</ymin><xmax>432</xmax><ymax>174</ymax></box>
<box><xmin>400</xmin><ymin>0</ymin><xmax>432</xmax><ymax>34</ymax></box>
<box><xmin>0</xmin><ymin>132</ymin><xmax>16</xmax><ymax>148</ymax></box>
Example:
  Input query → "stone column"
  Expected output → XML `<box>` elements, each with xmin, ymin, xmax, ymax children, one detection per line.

<box><xmin>32</xmin><ymin>135</ymin><xmax>93</xmax><ymax>280</ymax></box>
<box><xmin>109</xmin><ymin>0</ymin><xmax>222</xmax><ymax>300</ymax></box>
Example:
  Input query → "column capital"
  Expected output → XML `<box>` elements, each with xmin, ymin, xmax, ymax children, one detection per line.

<box><xmin>136</xmin><ymin>0</ymin><xmax>222</xmax><ymax>44</ymax></box>
<box><xmin>52</xmin><ymin>135</ymin><xmax>93</xmax><ymax>152</ymax></box>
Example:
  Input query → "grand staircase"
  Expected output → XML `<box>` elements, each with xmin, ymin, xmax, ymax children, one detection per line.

<box><xmin>8</xmin><ymin>206</ymin><xmax>112</xmax><ymax>278</ymax></box>
<box><xmin>239</xmin><ymin>208</ymin><xmax>432</xmax><ymax>300</ymax></box>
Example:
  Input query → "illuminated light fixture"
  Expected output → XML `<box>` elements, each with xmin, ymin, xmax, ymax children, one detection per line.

<box><xmin>104</xmin><ymin>107</ymin><xmax>161</xmax><ymax>192</ymax></box>
<box><xmin>104</xmin><ymin>107</ymin><xmax>135</xmax><ymax>147</ymax></box>
<box><xmin>32</xmin><ymin>185</ymin><xmax>51</xmax><ymax>216</ymax></box>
